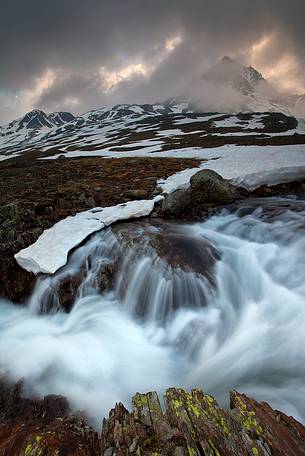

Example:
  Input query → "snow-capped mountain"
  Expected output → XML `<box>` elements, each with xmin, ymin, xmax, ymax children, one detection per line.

<box><xmin>203</xmin><ymin>56</ymin><xmax>274</xmax><ymax>96</ymax></box>
<box><xmin>1</xmin><ymin>57</ymin><xmax>305</xmax><ymax>159</ymax></box>
<box><xmin>191</xmin><ymin>56</ymin><xmax>305</xmax><ymax>115</ymax></box>
<box><xmin>0</xmin><ymin>102</ymin><xmax>193</xmax><ymax>155</ymax></box>
<box><xmin>0</xmin><ymin>109</ymin><xmax>75</xmax><ymax>151</ymax></box>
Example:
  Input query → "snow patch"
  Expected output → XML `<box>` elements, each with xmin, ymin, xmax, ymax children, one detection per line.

<box><xmin>157</xmin><ymin>144</ymin><xmax>305</xmax><ymax>192</ymax></box>
<box><xmin>15</xmin><ymin>200</ymin><xmax>155</xmax><ymax>275</ymax></box>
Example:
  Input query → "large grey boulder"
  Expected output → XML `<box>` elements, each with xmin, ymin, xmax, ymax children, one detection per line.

<box><xmin>161</xmin><ymin>169</ymin><xmax>240</xmax><ymax>219</ymax></box>
<box><xmin>190</xmin><ymin>169</ymin><xmax>240</xmax><ymax>205</ymax></box>
<box><xmin>161</xmin><ymin>188</ymin><xmax>191</xmax><ymax>216</ymax></box>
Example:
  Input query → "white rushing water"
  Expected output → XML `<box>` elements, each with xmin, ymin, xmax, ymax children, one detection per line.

<box><xmin>1</xmin><ymin>197</ymin><xmax>305</xmax><ymax>426</ymax></box>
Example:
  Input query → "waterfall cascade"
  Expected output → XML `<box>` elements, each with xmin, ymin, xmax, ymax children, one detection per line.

<box><xmin>1</xmin><ymin>196</ymin><xmax>305</xmax><ymax>426</ymax></box>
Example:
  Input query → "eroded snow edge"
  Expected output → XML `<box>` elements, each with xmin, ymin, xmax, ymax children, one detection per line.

<box><xmin>15</xmin><ymin>199</ymin><xmax>155</xmax><ymax>275</ymax></box>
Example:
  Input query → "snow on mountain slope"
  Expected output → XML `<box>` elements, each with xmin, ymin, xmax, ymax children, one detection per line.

<box><xmin>0</xmin><ymin>109</ymin><xmax>74</xmax><ymax>151</ymax></box>
<box><xmin>0</xmin><ymin>106</ymin><xmax>304</xmax><ymax>163</ymax></box>
<box><xmin>1</xmin><ymin>56</ymin><xmax>305</xmax><ymax>160</ymax></box>
<box><xmin>0</xmin><ymin>61</ymin><xmax>305</xmax><ymax>162</ymax></box>
<box><xmin>0</xmin><ymin>102</ymin><xmax>196</xmax><ymax>158</ymax></box>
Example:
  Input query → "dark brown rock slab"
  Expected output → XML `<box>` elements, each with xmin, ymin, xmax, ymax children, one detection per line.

<box><xmin>152</xmin><ymin>232</ymin><xmax>219</xmax><ymax>283</ymax></box>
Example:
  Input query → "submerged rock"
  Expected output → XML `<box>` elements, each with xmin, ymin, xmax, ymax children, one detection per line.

<box><xmin>57</xmin><ymin>272</ymin><xmax>84</xmax><ymax>311</ymax></box>
<box><xmin>113</xmin><ymin>219</ymin><xmax>220</xmax><ymax>320</ymax></box>
<box><xmin>162</xmin><ymin>169</ymin><xmax>241</xmax><ymax>219</ymax></box>
<box><xmin>96</xmin><ymin>263</ymin><xmax>114</xmax><ymax>293</ymax></box>
<box><xmin>152</xmin><ymin>231</ymin><xmax>219</xmax><ymax>284</ymax></box>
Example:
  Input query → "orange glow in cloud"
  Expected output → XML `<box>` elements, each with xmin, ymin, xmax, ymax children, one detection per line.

<box><xmin>100</xmin><ymin>33</ymin><xmax>183</xmax><ymax>93</ymax></box>
<box><xmin>246</xmin><ymin>34</ymin><xmax>305</xmax><ymax>94</ymax></box>
<box><xmin>165</xmin><ymin>35</ymin><xmax>183</xmax><ymax>52</ymax></box>
<box><xmin>250</xmin><ymin>35</ymin><xmax>271</xmax><ymax>59</ymax></box>
<box><xmin>100</xmin><ymin>63</ymin><xmax>151</xmax><ymax>92</ymax></box>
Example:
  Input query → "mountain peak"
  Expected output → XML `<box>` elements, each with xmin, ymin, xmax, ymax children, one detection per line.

<box><xmin>221</xmin><ymin>56</ymin><xmax>234</xmax><ymax>63</ymax></box>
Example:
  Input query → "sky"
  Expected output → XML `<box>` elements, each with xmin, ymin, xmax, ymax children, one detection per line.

<box><xmin>0</xmin><ymin>0</ymin><xmax>305</xmax><ymax>123</ymax></box>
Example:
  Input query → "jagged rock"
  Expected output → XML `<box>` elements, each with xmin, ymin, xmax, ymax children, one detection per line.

<box><xmin>162</xmin><ymin>169</ymin><xmax>241</xmax><ymax>219</ymax></box>
<box><xmin>101</xmin><ymin>388</ymin><xmax>305</xmax><ymax>455</ymax></box>
<box><xmin>1</xmin><ymin>379</ymin><xmax>305</xmax><ymax>455</ymax></box>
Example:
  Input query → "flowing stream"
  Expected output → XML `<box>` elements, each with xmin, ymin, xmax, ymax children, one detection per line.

<box><xmin>1</xmin><ymin>196</ymin><xmax>305</xmax><ymax>425</ymax></box>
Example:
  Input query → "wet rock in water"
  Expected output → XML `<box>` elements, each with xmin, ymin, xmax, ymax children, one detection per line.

<box><xmin>162</xmin><ymin>169</ymin><xmax>241</xmax><ymax>220</ymax></box>
<box><xmin>57</xmin><ymin>272</ymin><xmax>84</xmax><ymax>311</ymax></box>
<box><xmin>112</xmin><ymin>220</ymin><xmax>219</xmax><ymax>320</ymax></box>
<box><xmin>96</xmin><ymin>263</ymin><xmax>114</xmax><ymax>293</ymax></box>
<box><xmin>114</xmin><ymin>219</ymin><xmax>219</xmax><ymax>283</ymax></box>
<box><xmin>152</xmin><ymin>232</ymin><xmax>220</xmax><ymax>284</ymax></box>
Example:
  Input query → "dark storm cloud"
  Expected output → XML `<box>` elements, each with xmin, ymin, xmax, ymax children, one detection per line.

<box><xmin>0</xmin><ymin>0</ymin><xmax>304</xmax><ymax>122</ymax></box>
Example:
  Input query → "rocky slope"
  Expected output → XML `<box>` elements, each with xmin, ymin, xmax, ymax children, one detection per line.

<box><xmin>1</xmin><ymin>378</ymin><xmax>305</xmax><ymax>455</ymax></box>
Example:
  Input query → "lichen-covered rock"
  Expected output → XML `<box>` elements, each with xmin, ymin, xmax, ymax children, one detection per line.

<box><xmin>0</xmin><ymin>378</ymin><xmax>100</xmax><ymax>456</ymax></box>
<box><xmin>101</xmin><ymin>388</ymin><xmax>305</xmax><ymax>455</ymax></box>
<box><xmin>1</xmin><ymin>379</ymin><xmax>305</xmax><ymax>455</ymax></box>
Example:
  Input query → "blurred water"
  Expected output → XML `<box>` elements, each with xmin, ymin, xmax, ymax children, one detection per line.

<box><xmin>1</xmin><ymin>197</ymin><xmax>305</xmax><ymax>425</ymax></box>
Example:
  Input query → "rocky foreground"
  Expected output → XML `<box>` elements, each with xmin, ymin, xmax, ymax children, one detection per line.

<box><xmin>1</xmin><ymin>378</ymin><xmax>305</xmax><ymax>455</ymax></box>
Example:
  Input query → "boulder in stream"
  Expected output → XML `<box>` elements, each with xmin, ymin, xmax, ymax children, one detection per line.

<box><xmin>162</xmin><ymin>169</ymin><xmax>241</xmax><ymax>219</ymax></box>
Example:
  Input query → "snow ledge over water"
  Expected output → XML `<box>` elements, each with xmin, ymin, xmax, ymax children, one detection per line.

<box><xmin>15</xmin><ymin>199</ymin><xmax>155</xmax><ymax>274</ymax></box>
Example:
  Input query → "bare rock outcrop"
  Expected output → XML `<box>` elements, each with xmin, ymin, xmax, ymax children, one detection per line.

<box><xmin>101</xmin><ymin>388</ymin><xmax>305</xmax><ymax>455</ymax></box>
<box><xmin>1</xmin><ymin>379</ymin><xmax>305</xmax><ymax>455</ymax></box>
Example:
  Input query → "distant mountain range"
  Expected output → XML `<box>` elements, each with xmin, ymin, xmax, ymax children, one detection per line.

<box><xmin>0</xmin><ymin>57</ymin><xmax>304</xmax><ymax>156</ymax></box>
<box><xmin>0</xmin><ymin>110</ymin><xmax>74</xmax><ymax>149</ymax></box>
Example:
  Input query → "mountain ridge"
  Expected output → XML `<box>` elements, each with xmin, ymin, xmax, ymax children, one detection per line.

<box><xmin>1</xmin><ymin>56</ymin><xmax>305</xmax><ymax>156</ymax></box>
